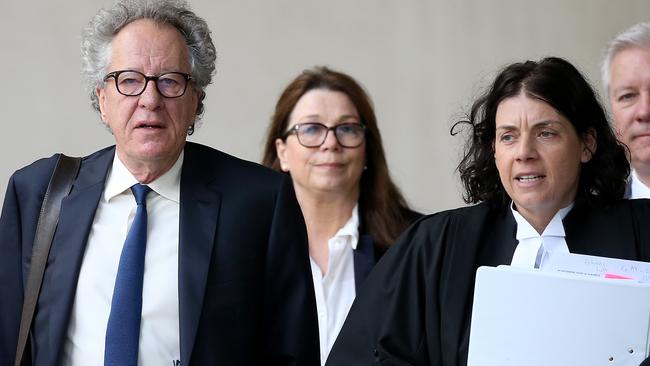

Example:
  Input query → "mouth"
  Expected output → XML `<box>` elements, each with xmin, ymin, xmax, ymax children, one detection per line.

<box><xmin>515</xmin><ymin>174</ymin><xmax>545</xmax><ymax>182</ymax></box>
<box><xmin>135</xmin><ymin>121</ymin><xmax>164</xmax><ymax>129</ymax></box>
<box><xmin>315</xmin><ymin>162</ymin><xmax>345</xmax><ymax>168</ymax></box>
<box><xmin>633</xmin><ymin>133</ymin><xmax>650</xmax><ymax>139</ymax></box>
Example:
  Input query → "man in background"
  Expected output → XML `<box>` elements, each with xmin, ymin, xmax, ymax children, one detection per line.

<box><xmin>602</xmin><ymin>22</ymin><xmax>650</xmax><ymax>198</ymax></box>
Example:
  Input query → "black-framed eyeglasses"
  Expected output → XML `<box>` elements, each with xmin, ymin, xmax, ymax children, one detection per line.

<box><xmin>103</xmin><ymin>70</ymin><xmax>193</xmax><ymax>98</ymax></box>
<box><xmin>283</xmin><ymin>122</ymin><xmax>366</xmax><ymax>148</ymax></box>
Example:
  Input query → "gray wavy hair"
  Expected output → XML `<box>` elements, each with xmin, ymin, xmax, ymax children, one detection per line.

<box><xmin>81</xmin><ymin>0</ymin><xmax>216</xmax><ymax>117</ymax></box>
<box><xmin>601</xmin><ymin>22</ymin><xmax>650</xmax><ymax>96</ymax></box>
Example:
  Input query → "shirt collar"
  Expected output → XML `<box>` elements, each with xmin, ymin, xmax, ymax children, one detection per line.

<box><xmin>103</xmin><ymin>150</ymin><xmax>183</xmax><ymax>203</ymax></box>
<box><xmin>510</xmin><ymin>201</ymin><xmax>574</xmax><ymax>240</ymax></box>
<box><xmin>630</xmin><ymin>170</ymin><xmax>650</xmax><ymax>199</ymax></box>
<box><xmin>332</xmin><ymin>204</ymin><xmax>360</xmax><ymax>250</ymax></box>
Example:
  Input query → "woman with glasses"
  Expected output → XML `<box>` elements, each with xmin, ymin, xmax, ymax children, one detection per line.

<box><xmin>262</xmin><ymin>66</ymin><xmax>421</xmax><ymax>365</ymax></box>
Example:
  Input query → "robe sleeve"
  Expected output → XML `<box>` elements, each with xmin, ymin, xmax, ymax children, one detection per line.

<box><xmin>326</xmin><ymin>204</ymin><xmax>488</xmax><ymax>366</ymax></box>
<box><xmin>629</xmin><ymin>198</ymin><xmax>650</xmax><ymax>261</ymax></box>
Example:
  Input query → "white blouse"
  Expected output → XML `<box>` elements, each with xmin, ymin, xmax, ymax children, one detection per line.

<box><xmin>309</xmin><ymin>204</ymin><xmax>359</xmax><ymax>366</ymax></box>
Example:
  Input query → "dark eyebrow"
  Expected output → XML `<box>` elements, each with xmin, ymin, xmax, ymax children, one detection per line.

<box><xmin>495</xmin><ymin>124</ymin><xmax>517</xmax><ymax>132</ymax></box>
<box><xmin>296</xmin><ymin>114</ymin><xmax>360</xmax><ymax>124</ymax></box>
<box><xmin>297</xmin><ymin>114</ymin><xmax>321</xmax><ymax>121</ymax></box>
<box><xmin>531</xmin><ymin>120</ymin><xmax>562</xmax><ymax>128</ymax></box>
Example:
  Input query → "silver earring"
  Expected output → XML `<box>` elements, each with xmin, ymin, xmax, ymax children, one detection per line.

<box><xmin>187</xmin><ymin>124</ymin><xmax>195</xmax><ymax>136</ymax></box>
<box><xmin>363</xmin><ymin>165</ymin><xmax>368</xmax><ymax>171</ymax></box>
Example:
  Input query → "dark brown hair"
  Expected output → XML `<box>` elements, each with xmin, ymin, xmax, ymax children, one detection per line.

<box><xmin>262</xmin><ymin>66</ymin><xmax>418</xmax><ymax>251</ymax></box>
<box><xmin>454</xmin><ymin>57</ymin><xmax>629</xmax><ymax>208</ymax></box>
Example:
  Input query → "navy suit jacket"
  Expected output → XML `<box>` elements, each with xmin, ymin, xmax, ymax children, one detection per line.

<box><xmin>352</xmin><ymin>235</ymin><xmax>376</xmax><ymax>293</ymax></box>
<box><xmin>0</xmin><ymin>142</ymin><xmax>320</xmax><ymax>365</ymax></box>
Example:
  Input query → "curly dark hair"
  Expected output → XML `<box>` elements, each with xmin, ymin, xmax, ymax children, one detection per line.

<box><xmin>262</xmin><ymin>66</ymin><xmax>418</xmax><ymax>251</ymax></box>
<box><xmin>453</xmin><ymin>57</ymin><xmax>629</xmax><ymax>208</ymax></box>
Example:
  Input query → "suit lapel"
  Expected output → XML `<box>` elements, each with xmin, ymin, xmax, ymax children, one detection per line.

<box><xmin>178</xmin><ymin>147</ymin><xmax>221</xmax><ymax>365</ymax></box>
<box><xmin>39</xmin><ymin>148</ymin><xmax>114</xmax><ymax>362</ymax></box>
<box><xmin>353</xmin><ymin>234</ymin><xmax>376</xmax><ymax>292</ymax></box>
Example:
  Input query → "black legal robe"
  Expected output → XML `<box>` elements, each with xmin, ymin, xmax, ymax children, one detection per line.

<box><xmin>326</xmin><ymin>199</ymin><xmax>650</xmax><ymax>366</ymax></box>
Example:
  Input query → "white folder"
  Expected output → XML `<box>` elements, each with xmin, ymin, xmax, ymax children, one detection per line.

<box><xmin>467</xmin><ymin>266</ymin><xmax>650</xmax><ymax>366</ymax></box>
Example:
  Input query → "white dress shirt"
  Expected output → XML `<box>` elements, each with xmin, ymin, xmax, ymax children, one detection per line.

<box><xmin>310</xmin><ymin>205</ymin><xmax>359</xmax><ymax>366</ymax></box>
<box><xmin>510</xmin><ymin>202</ymin><xmax>573</xmax><ymax>269</ymax></box>
<box><xmin>630</xmin><ymin>170</ymin><xmax>650</xmax><ymax>199</ymax></box>
<box><xmin>62</xmin><ymin>151</ymin><xmax>182</xmax><ymax>366</ymax></box>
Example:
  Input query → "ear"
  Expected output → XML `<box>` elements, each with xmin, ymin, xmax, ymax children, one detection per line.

<box><xmin>580</xmin><ymin>128</ymin><xmax>597</xmax><ymax>163</ymax></box>
<box><xmin>96</xmin><ymin>87</ymin><xmax>108</xmax><ymax>123</ymax></box>
<box><xmin>275</xmin><ymin>138</ymin><xmax>290</xmax><ymax>172</ymax></box>
<box><xmin>195</xmin><ymin>90</ymin><xmax>205</xmax><ymax>115</ymax></box>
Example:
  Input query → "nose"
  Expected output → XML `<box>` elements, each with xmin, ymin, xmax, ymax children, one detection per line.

<box><xmin>515</xmin><ymin>134</ymin><xmax>538</xmax><ymax>161</ymax></box>
<box><xmin>319</xmin><ymin>128</ymin><xmax>341</xmax><ymax>150</ymax></box>
<box><xmin>138</xmin><ymin>79</ymin><xmax>164</xmax><ymax>110</ymax></box>
<box><xmin>635</xmin><ymin>92</ymin><xmax>650</xmax><ymax>123</ymax></box>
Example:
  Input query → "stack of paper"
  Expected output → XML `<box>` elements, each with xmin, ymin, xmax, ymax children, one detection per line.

<box><xmin>544</xmin><ymin>253</ymin><xmax>650</xmax><ymax>282</ymax></box>
<box><xmin>467</xmin><ymin>256</ymin><xmax>650</xmax><ymax>366</ymax></box>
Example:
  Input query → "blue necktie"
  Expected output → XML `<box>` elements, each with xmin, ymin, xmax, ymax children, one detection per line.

<box><xmin>104</xmin><ymin>184</ymin><xmax>152</xmax><ymax>366</ymax></box>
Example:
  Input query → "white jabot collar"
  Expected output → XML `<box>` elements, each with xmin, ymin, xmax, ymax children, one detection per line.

<box><xmin>510</xmin><ymin>202</ymin><xmax>574</xmax><ymax>269</ymax></box>
<box><xmin>511</xmin><ymin>201</ymin><xmax>574</xmax><ymax>240</ymax></box>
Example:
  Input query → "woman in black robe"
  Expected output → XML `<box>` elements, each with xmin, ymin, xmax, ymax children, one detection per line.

<box><xmin>325</xmin><ymin>57</ymin><xmax>650</xmax><ymax>366</ymax></box>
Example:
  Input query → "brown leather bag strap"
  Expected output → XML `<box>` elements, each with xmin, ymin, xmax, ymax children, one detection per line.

<box><xmin>14</xmin><ymin>154</ymin><xmax>81</xmax><ymax>366</ymax></box>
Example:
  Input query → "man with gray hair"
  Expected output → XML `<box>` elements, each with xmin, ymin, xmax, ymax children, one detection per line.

<box><xmin>602</xmin><ymin>22</ymin><xmax>650</xmax><ymax>198</ymax></box>
<box><xmin>0</xmin><ymin>0</ymin><xmax>319</xmax><ymax>365</ymax></box>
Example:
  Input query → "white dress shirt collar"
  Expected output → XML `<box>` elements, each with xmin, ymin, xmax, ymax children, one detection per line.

<box><xmin>630</xmin><ymin>170</ymin><xmax>650</xmax><ymax>199</ymax></box>
<box><xmin>335</xmin><ymin>204</ymin><xmax>359</xmax><ymax>250</ymax></box>
<box><xmin>103</xmin><ymin>150</ymin><xmax>184</xmax><ymax>203</ymax></box>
